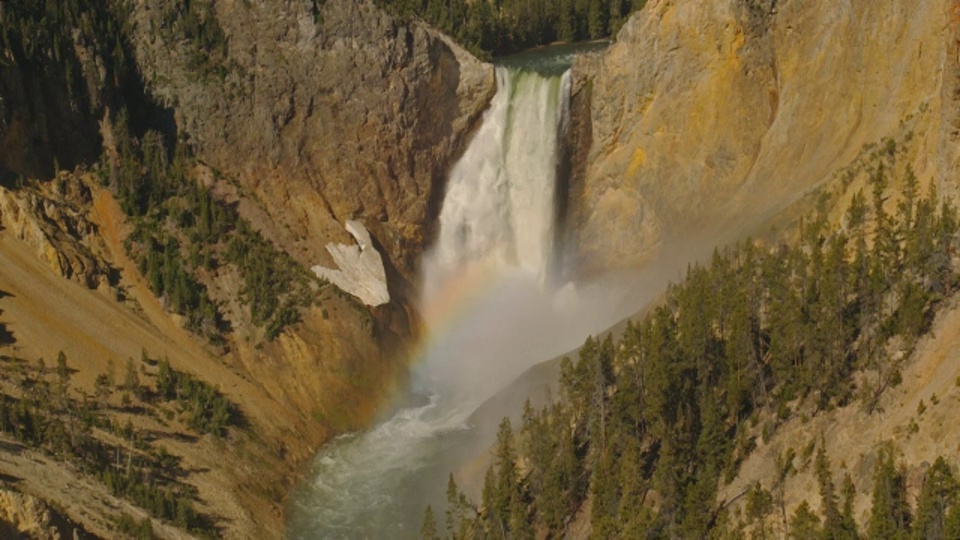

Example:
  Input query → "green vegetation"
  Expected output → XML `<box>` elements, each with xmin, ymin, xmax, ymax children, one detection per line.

<box><xmin>109</xmin><ymin>112</ymin><xmax>320</xmax><ymax>341</ymax></box>
<box><xmin>115</xmin><ymin>513</ymin><xmax>156</xmax><ymax>540</ymax></box>
<box><xmin>428</xmin><ymin>160</ymin><xmax>960</xmax><ymax>537</ymax></box>
<box><xmin>224</xmin><ymin>221</ymin><xmax>317</xmax><ymax>341</ymax></box>
<box><xmin>156</xmin><ymin>357</ymin><xmax>238</xmax><ymax>437</ymax></box>
<box><xmin>2</xmin><ymin>0</ymin><xmax>306</xmax><ymax>342</ymax></box>
<box><xmin>377</xmin><ymin>0</ymin><xmax>648</xmax><ymax>58</ymax></box>
<box><xmin>868</xmin><ymin>444</ymin><xmax>911</xmax><ymax>539</ymax></box>
<box><xmin>0</xmin><ymin>353</ymin><xmax>215</xmax><ymax>535</ymax></box>
<box><xmin>0</xmin><ymin>0</ymin><xmax>134</xmax><ymax>100</ymax></box>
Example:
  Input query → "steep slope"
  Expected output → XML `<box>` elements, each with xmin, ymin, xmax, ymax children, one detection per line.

<box><xmin>0</xmin><ymin>1</ymin><xmax>496</xmax><ymax>537</ymax></box>
<box><xmin>568</xmin><ymin>0</ymin><xmax>960</xmax><ymax>272</ymax></box>
<box><xmin>718</xmin><ymin>294</ymin><xmax>960</xmax><ymax>537</ymax></box>
<box><xmin>0</xmin><ymin>178</ymin><xmax>315</xmax><ymax>537</ymax></box>
<box><xmin>426</xmin><ymin>1</ymin><xmax>960</xmax><ymax>537</ymax></box>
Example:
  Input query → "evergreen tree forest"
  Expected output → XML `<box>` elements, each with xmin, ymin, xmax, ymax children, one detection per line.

<box><xmin>376</xmin><ymin>0</ymin><xmax>648</xmax><ymax>57</ymax></box>
<box><xmin>109</xmin><ymin>112</ymin><xmax>320</xmax><ymax>342</ymax></box>
<box><xmin>0</xmin><ymin>352</ymin><xmax>231</xmax><ymax>535</ymax></box>
<box><xmin>0</xmin><ymin>0</ymin><xmax>135</xmax><ymax>104</ymax></box>
<box><xmin>431</xmin><ymin>163</ymin><xmax>960</xmax><ymax>538</ymax></box>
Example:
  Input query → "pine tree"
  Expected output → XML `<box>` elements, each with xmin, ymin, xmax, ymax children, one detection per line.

<box><xmin>946</xmin><ymin>502</ymin><xmax>960</xmax><ymax>540</ymax></box>
<box><xmin>839</xmin><ymin>473</ymin><xmax>859</xmax><ymax>540</ymax></box>
<box><xmin>790</xmin><ymin>501</ymin><xmax>822</xmax><ymax>539</ymax></box>
<box><xmin>157</xmin><ymin>358</ymin><xmax>176</xmax><ymax>400</ymax></box>
<box><xmin>124</xmin><ymin>357</ymin><xmax>139</xmax><ymax>395</ymax></box>
<box><xmin>590</xmin><ymin>444</ymin><xmax>620</xmax><ymax>537</ymax></box>
<box><xmin>867</xmin><ymin>445</ymin><xmax>911</xmax><ymax>539</ymax></box>
<box><xmin>587</xmin><ymin>0</ymin><xmax>608</xmax><ymax>38</ymax></box>
<box><xmin>421</xmin><ymin>505</ymin><xmax>439</xmax><ymax>540</ymax></box>
<box><xmin>556</xmin><ymin>0</ymin><xmax>576</xmax><ymax>41</ymax></box>
<box><xmin>446</xmin><ymin>473</ymin><xmax>461</xmax><ymax>538</ymax></box>
<box><xmin>816</xmin><ymin>444</ymin><xmax>843</xmax><ymax>538</ymax></box>
<box><xmin>608</xmin><ymin>0</ymin><xmax>628</xmax><ymax>35</ymax></box>
<box><xmin>509</xmin><ymin>489</ymin><xmax>534</xmax><ymax>540</ymax></box>
<box><xmin>55</xmin><ymin>350</ymin><xmax>70</xmax><ymax>405</ymax></box>
<box><xmin>911</xmin><ymin>457</ymin><xmax>958</xmax><ymax>540</ymax></box>
<box><xmin>618</xmin><ymin>436</ymin><xmax>652</xmax><ymax>535</ymax></box>
<box><xmin>494</xmin><ymin>417</ymin><xmax>518</xmax><ymax>526</ymax></box>
<box><xmin>107</xmin><ymin>358</ymin><xmax>116</xmax><ymax>389</ymax></box>
<box><xmin>94</xmin><ymin>373</ymin><xmax>113</xmax><ymax>408</ymax></box>
<box><xmin>481</xmin><ymin>466</ymin><xmax>501</xmax><ymax>537</ymax></box>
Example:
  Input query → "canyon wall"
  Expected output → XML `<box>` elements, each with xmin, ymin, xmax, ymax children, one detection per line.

<box><xmin>569</xmin><ymin>0</ymin><xmax>960</xmax><ymax>272</ymax></box>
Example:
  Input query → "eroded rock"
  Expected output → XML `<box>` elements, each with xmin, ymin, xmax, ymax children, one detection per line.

<box><xmin>0</xmin><ymin>175</ymin><xmax>111</xmax><ymax>290</ymax></box>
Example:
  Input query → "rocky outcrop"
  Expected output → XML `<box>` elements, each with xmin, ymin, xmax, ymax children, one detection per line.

<box><xmin>0</xmin><ymin>2</ymin><xmax>490</xmax><ymax>538</ymax></box>
<box><xmin>127</xmin><ymin>0</ymin><xmax>495</xmax><ymax>285</ymax></box>
<box><xmin>569</xmin><ymin>0</ymin><xmax>960</xmax><ymax>272</ymax></box>
<box><xmin>0</xmin><ymin>488</ymin><xmax>87</xmax><ymax>540</ymax></box>
<box><xmin>0</xmin><ymin>175</ymin><xmax>112</xmax><ymax>290</ymax></box>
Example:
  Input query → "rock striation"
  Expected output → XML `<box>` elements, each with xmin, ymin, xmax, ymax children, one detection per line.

<box><xmin>0</xmin><ymin>2</ymin><xmax>493</xmax><ymax>534</ymax></box>
<box><xmin>313</xmin><ymin>220</ymin><xmax>390</xmax><ymax>307</ymax></box>
<box><xmin>568</xmin><ymin>0</ymin><xmax>960</xmax><ymax>272</ymax></box>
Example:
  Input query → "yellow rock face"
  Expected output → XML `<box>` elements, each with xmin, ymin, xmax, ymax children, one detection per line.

<box><xmin>569</xmin><ymin>0</ymin><xmax>960</xmax><ymax>272</ymax></box>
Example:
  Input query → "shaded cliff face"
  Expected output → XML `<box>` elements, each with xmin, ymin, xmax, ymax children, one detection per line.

<box><xmin>569</xmin><ymin>0</ymin><xmax>960</xmax><ymax>272</ymax></box>
<box><xmin>128</xmin><ymin>0</ymin><xmax>495</xmax><ymax>285</ymax></box>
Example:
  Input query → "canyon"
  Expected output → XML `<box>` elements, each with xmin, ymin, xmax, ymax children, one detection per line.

<box><xmin>1</xmin><ymin>0</ymin><xmax>960</xmax><ymax>538</ymax></box>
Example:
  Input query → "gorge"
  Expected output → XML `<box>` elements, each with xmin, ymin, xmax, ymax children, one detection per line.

<box><xmin>2</xmin><ymin>0</ymin><xmax>960</xmax><ymax>538</ymax></box>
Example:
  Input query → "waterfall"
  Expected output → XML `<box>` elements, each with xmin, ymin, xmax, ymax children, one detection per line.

<box><xmin>423</xmin><ymin>67</ymin><xmax>572</xmax><ymax>302</ymax></box>
<box><xmin>288</xmin><ymin>58</ymin><xmax>592</xmax><ymax>540</ymax></box>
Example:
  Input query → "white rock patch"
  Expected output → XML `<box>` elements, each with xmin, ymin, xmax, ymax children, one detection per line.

<box><xmin>312</xmin><ymin>220</ymin><xmax>390</xmax><ymax>307</ymax></box>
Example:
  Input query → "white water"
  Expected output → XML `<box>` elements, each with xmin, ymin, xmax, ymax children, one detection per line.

<box><xmin>422</xmin><ymin>67</ymin><xmax>571</xmax><ymax>295</ymax></box>
<box><xmin>287</xmin><ymin>59</ymin><xmax>633</xmax><ymax>539</ymax></box>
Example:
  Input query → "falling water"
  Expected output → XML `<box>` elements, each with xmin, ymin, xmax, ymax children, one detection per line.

<box><xmin>287</xmin><ymin>45</ymin><xmax>621</xmax><ymax>539</ymax></box>
<box><xmin>422</xmin><ymin>67</ymin><xmax>572</xmax><ymax>297</ymax></box>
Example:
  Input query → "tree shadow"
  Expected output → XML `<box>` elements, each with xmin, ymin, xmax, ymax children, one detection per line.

<box><xmin>0</xmin><ymin>323</ymin><xmax>13</xmax><ymax>346</ymax></box>
<box><xmin>0</xmin><ymin>302</ymin><xmax>15</xmax><ymax>346</ymax></box>
<box><xmin>141</xmin><ymin>428</ymin><xmax>200</xmax><ymax>445</ymax></box>
<box><xmin>168</xmin><ymin>431</ymin><xmax>200</xmax><ymax>444</ymax></box>
<box><xmin>0</xmin><ymin>471</ymin><xmax>21</xmax><ymax>485</ymax></box>
<box><xmin>0</xmin><ymin>439</ymin><xmax>25</xmax><ymax>458</ymax></box>
<box><xmin>116</xmin><ymin>403</ymin><xmax>150</xmax><ymax>416</ymax></box>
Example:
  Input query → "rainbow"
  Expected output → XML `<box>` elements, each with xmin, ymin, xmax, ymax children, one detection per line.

<box><xmin>414</xmin><ymin>263</ymin><xmax>507</xmax><ymax>360</ymax></box>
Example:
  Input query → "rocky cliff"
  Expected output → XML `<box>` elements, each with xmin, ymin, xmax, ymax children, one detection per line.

<box><xmin>558</xmin><ymin>0</ymin><xmax>960</xmax><ymax>535</ymax></box>
<box><xmin>568</xmin><ymin>0</ymin><xmax>960</xmax><ymax>272</ymax></box>
<box><xmin>0</xmin><ymin>175</ymin><xmax>113</xmax><ymax>290</ymax></box>
<box><xmin>128</xmin><ymin>0</ymin><xmax>494</xmax><ymax>286</ymax></box>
